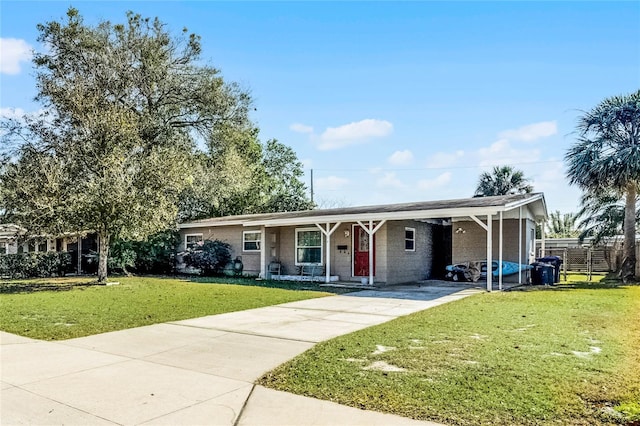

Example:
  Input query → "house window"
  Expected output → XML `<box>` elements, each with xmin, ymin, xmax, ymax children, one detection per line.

<box><xmin>38</xmin><ymin>240</ymin><xmax>47</xmax><ymax>252</ymax></box>
<box><xmin>243</xmin><ymin>231</ymin><xmax>261</xmax><ymax>252</ymax></box>
<box><xmin>185</xmin><ymin>234</ymin><xmax>203</xmax><ymax>250</ymax></box>
<box><xmin>0</xmin><ymin>242</ymin><xmax>6</xmax><ymax>255</ymax></box>
<box><xmin>295</xmin><ymin>228</ymin><xmax>323</xmax><ymax>265</ymax></box>
<box><xmin>405</xmin><ymin>227</ymin><xmax>416</xmax><ymax>251</ymax></box>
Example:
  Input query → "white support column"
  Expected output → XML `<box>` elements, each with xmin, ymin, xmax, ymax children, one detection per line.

<box><xmin>368</xmin><ymin>220</ymin><xmax>374</xmax><ymax>286</ymax></box>
<box><xmin>315</xmin><ymin>222</ymin><xmax>341</xmax><ymax>283</ymax></box>
<box><xmin>487</xmin><ymin>214</ymin><xmax>493</xmax><ymax>292</ymax></box>
<box><xmin>259</xmin><ymin>226</ymin><xmax>266</xmax><ymax>278</ymax></box>
<box><xmin>326</xmin><ymin>224</ymin><xmax>331</xmax><ymax>284</ymax></box>
<box><xmin>541</xmin><ymin>221</ymin><xmax>546</xmax><ymax>257</ymax></box>
<box><xmin>499</xmin><ymin>211</ymin><xmax>503</xmax><ymax>291</ymax></box>
<box><xmin>518</xmin><ymin>206</ymin><xmax>523</xmax><ymax>284</ymax></box>
<box><xmin>356</xmin><ymin>220</ymin><xmax>386</xmax><ymax>286</ymax></box>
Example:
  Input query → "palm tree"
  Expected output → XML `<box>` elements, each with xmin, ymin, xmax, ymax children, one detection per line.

<box><xmin>546</xmin><ymin>210</ymin><xmax>580</xmax><ymax>238</ymax></box>
<box><xmin>565</xmin><ymin>90</ymin><xmax>640</xmax><ymax>283</ymax></box>
<box><xmin>473</xmin><ymin>165</ymin><xmax>533</xmax><ymax>197</ymax></box>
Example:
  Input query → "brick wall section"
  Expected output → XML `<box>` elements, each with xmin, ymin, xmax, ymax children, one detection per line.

<box><xmin>277</xmin><ymin>226</ymin><xmax>296</xmax><ymax>276</ymax></box>
<box><xmin>385</xmin><ymin>220</ymin><xmax>433</xmax><ymax>285</ymax></box>
<box><xmin>179</xmin><ymin>225</ymin><xmax>261</xmax><ymax>276</ymax></box>
<box><xmin>452</xmin><ymin>219</ymin><xmax>534</xmax><ymax>264</ymax></box>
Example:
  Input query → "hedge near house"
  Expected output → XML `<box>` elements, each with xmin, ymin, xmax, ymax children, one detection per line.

<box><xmin>0</xmin><ymin>252</ymin><xmax>72</xmax><ymax>279</ymax></box>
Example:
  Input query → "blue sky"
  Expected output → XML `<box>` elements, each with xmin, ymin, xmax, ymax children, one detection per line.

<box><xmin>1</xmin><ymin>1</ymin><xmax>639</xmax><ymax>214</ymax></box>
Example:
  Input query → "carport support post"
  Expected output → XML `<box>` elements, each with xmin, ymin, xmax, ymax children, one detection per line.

<box><xmin>499</xmin><ymin>211</ymin><xmax>503</xmax><ymax>291</ymax></box>
<box><xmin>487</xmin><ymin>214</ymin><xmax>493</xmax><ymax>292</ymax></box>
<box><xmin>518</xmin><ymin>206</ymin><xmax>523</xmax><ymax>284</ymax></box>
<box><xmin>541</xmin><ymin>222</ymin><xmax>546</xmax><ymax>257</ymax></box>
<box><xmin>470</xmin><ymin>215</ymin><xmax>491</xmax><ymax>291</ymax></box>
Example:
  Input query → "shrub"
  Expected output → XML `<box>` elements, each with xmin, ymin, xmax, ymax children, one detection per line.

<box><xmin>183</xmin><ymin>239</ymin><xmax>232</xmax><ymax>276</ymax></box>
<box><xmin>0</xmin><ymin>252</ymin><xmax>72</xmax><ymax>279</ymax></box>
<box><xmin>109</xmin><ymin>230</ymin><xmax>180</xmax><ymax>275</ymax></box>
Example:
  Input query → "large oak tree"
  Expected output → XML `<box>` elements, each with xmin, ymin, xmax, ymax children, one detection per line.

<box><xmin>1</xmin><ymin>8</ymin><xmax>253</xmax><ymax>282</ymax></box>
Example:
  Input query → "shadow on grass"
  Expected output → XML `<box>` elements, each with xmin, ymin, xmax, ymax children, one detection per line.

<box><xmin>0</xmin><ymin>279</ymin><xmax>99</xmax><ymax>294</ymax></box>
<box><xmin>185</xmin><ymin>275</ymin><xmax>354</xmax><ymax>294</ymax></box>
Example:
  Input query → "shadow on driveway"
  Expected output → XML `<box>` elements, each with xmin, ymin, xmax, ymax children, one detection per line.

<box><xmin>344</xmin><ymin>282</ymin><xmax>478</xmax><ymax>301</ymax></box>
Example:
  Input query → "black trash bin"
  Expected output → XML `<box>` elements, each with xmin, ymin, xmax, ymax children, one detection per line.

<box><xmin>536</xmin><ymin>256</ymin><xmax>563</xmax><ymax>283</ymax></box>
<box><xmin>531</xmin><ymin>262</ymin><xmax>555</xmax><ymax>285</ymax></box>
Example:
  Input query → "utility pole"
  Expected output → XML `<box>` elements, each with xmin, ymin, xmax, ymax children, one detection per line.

<box><xmin>310</xmin><ymin>168</ymin><xmax>314</xmax><ymax>205</ymax></box>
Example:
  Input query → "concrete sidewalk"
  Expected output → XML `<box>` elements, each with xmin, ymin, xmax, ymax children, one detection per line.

<box><xmin>1</xmin><ymin>285</ymin><xmax>479</xmax><ymax>425</ymax></box>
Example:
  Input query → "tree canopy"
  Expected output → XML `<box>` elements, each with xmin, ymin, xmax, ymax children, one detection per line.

<box><xmin>565</xmin><ymin>90</ymin><xmax>640</xmax><ymax>282</ymax></box>
<box><xmin>576</xmin><ymin>191</ymin><xmax>639</xmax><ymax>245</ymax></box>
<box><xmin>0</xmin><ymin>8</ymin><xmax>311</xmax><ymax>282</ymax></box>
<box><xmin>546</xmin><ymin>210</ymin><xmax>580</xmax><ymax>239</ymax></box>
<box><xmin>473</xmin><ymin>165</ymin><xmax>533</xmax><ymax>197</ymax></box>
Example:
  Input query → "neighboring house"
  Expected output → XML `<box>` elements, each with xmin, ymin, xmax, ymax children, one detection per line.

<box><xmin>177</xmin><ymin>193</ymin><xmax>548</xmax><ymax>290</ymax></box>
<box><xmin>0</xmin><ymin>224</ymin><xmax>26</xmax><ymax>255</ymax></box>
<box><xmin>0</xmin><ymin>224</ymin><xmax>98</xmax><ymax>274</ymax></box>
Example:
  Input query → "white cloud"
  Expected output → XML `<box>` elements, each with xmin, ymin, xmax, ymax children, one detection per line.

<box><xmin>388</xmin><ymin>150</ymin><xmax>414</xmax><ymax>166</ymax></box>
<box><xmin>376</xmin><ymin>172</ymin><xmax>404</xmax><ymax>189</ymax></box>
<box><xmin>0</xmin><ymin>107</ymin><xmax>27</xmax><ymax>120</ymax></box>
<box><xmin>498</xmin><ymin>121</ymin><xmax>557</xmax><ymax>142</ymax></box>
<box><xmin>417</xmin><ymin>172</ymin><xmax>452</xmax><ymax>190</ymax></box>
<box><xmin>0</xmin><ymin>38</ymin><xmax>32</xmax><ymax>75</ymax></box>
<box><xmin>529</xmin><ymin>160</ymin><xmax>565</xmax><ymax>193</ymax></box>
<box><xmin>425</xmin><ymin>150</ymin><xmax>465</xmax><ymax>168</ymax></box>
<box><xmin>318</xmin><ymin>119</ymin><xmax>393</xmax><ymax>150</ymax></box>
<box><xmin>477</xmin><ymin>139</ymin><xmax>541</xmax><ymax>167</ymax></box>
<box><xmin>315</xmin><ymin>175</ymin><xmax>350</xmax><ymax>191</ymax></box>
<box><xmin>290</xmin><ymin>123</ymin><xmax>314</xmax><ymax>134</ymax></box>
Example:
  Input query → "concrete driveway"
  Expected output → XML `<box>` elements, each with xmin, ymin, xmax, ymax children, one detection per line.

<box><xmin>1</xmin><ymin>285</ymin><xmax>479</xmax><ymax>425</ymax></box>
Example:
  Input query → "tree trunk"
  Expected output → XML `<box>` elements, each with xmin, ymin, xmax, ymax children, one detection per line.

<box><xmin>97</xmin><ymin>232</ymin><xmax>110</xmax><ymax>284</ymax></box>
<box><xmin>620</xmin><ymin>183</ymin><xmax>637</xmax><ymax>283</ymax></box>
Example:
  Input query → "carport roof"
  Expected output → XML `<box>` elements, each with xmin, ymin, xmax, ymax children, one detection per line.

<box><xmin>178</xmin><ymin>192</ymin><xmax>547</xmax><ymax>229</ymax></box>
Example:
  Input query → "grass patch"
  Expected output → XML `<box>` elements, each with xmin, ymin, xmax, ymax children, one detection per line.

<box><xmin>0</xmin><ymin>276</ymin><xmax>332</xmax><ymax>340</ymax></box>
<box><xmin>259</xmin><ymin>285</ymin><xmax>640</xmax><ymax>425</ymax></box>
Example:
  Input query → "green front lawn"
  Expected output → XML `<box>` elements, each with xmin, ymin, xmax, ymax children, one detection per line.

<box><xmin>259</xmin><ymin>284</ymin><xmax>640</xmax><ymax>425</ymax></box>
<box><xmin>0</xmin><ymin>276</ymin><xmax>332</xmax><ymax>340</ymax></box>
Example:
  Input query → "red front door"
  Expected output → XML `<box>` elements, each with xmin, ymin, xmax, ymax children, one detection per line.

<box><xmin>353</xmin><ymin>225</ymin><xmax>375</xmax><ymax>276</ymax></box>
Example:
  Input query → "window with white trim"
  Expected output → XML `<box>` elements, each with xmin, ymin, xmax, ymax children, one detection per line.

<box><xmin>295</xmin><ymin>228</ymin><xmax>323</xmax><ymax>265</ymax></box>
<box><xmin>243</xmin><ymin>231</ymin><xmax>261</xmax><ymax>252</ymax></box>
<box><xmin>405</xmin><ymin>227</ymin><xmax>416</xmax><ymax>251</ymax></box>
<box><xmin>185</xmin><ymin>234</ymin><xmax>203</xmax><ymax>250</ymax></box>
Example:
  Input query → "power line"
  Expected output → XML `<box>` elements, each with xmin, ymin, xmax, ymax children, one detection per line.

<box><xmin>307</xmin><ymin>160</ymin><xmax>563</xmax><ymax>172</ymax></box>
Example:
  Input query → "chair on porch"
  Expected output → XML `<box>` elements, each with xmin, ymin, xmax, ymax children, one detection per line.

<box><xmin>268</xmin><ymin>261</ymin><xmax>282</xmax><ymax>280</ymax></box>
<box><xmin>297</xmin><ymin>263</ymin><xmax>325</xmax><ymax>280</ymax></box>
